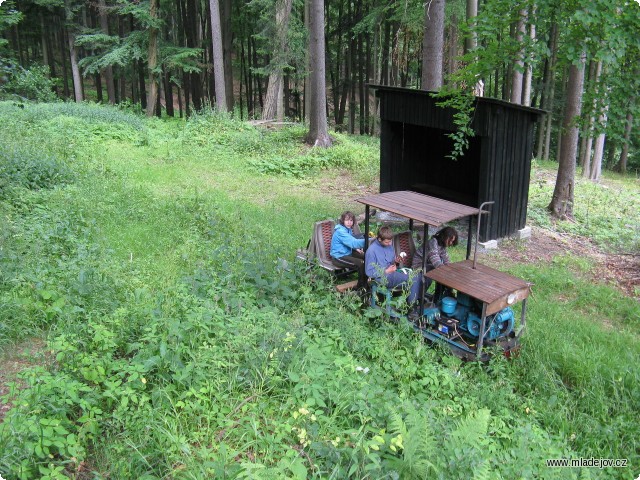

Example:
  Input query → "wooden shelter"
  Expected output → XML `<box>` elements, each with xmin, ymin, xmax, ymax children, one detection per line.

<box><xmin>371</xmin><ymin>85</ymin><xmax>544</xmax><ymax>241</ymax></box>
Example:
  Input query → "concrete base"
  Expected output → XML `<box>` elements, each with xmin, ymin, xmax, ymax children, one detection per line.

<box><xmin>516</xmin><ymin>226</ymin><xmax>532</xmax><ymax>240</ymax></box>
<box><xmin>478</xmin><ymin>239</ymin><xmax>498</xmax><ymax>250</ymax></box>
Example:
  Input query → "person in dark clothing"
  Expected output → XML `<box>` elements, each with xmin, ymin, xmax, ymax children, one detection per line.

<box><xmin>412</xmin><ymin>226</ymin><xmax>458</xmax><ymax>298</ymax></box>
<box><xmin>365</xmin><ymin>226</ymin><xmax>422</xmax><ymax>306</ymax></box>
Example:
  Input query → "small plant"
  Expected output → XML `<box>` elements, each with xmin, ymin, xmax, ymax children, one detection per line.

<box><xmin>0</xmin><ymin>144</ymin><xmax>73</xmax><ymax>196</ymax></box>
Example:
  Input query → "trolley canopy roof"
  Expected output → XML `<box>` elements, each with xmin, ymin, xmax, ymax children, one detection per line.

<box><xmin>356</xmin><ymin>191</ymin><xmax>480</xmax><ymax>227</ymax></box>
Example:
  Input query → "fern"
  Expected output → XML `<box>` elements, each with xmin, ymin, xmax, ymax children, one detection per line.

<box><xmin>384</xmin><ymin>409</ymin><xmax>438</xmax><ymax>479</ymax></box>
<box><xmin>471</xmin><ymin>459</ymin><xmax>492</xmax><ymax>480</ymax></box>
<box><xmin>449</xmin><ymin>408</ymin><xmax>491</xmax><ymax>447</ymax></box>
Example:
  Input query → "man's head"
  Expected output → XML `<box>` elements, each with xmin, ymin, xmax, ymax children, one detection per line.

<box><xmin>377</xmin><ymin>226</ymin><xmax>393</xmax><ymax>246</ymax></box>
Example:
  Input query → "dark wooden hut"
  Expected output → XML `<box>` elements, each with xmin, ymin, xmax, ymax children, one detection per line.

<box><xmin>372</xmin><ymin>85</ymin><xmax>544</xmax><ymax>241</ymax></box>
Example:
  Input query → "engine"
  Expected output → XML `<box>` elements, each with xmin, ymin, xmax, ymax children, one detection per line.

<box><xmin>422</xmin><ymin>293</ymin><xmax>514</xmax><ymax>341</ymax></box>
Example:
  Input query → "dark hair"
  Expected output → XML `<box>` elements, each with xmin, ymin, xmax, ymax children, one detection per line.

<box><xmin>377</xmin><ymin>226</ymin><xmax>394</xmax><ymax>241</ymax></box>
<box><xmin>434</xmin><ymin>226</ymin><xmax>458</xmax><ymax>247</ymax></box>
<box><xmin>339</xmin><ymin>211</ymin><xmax>356</xmax><ymax>226</ymax></box>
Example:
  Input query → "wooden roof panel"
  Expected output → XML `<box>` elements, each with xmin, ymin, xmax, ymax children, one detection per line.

<box><xmin>357</xmin><ymin>191</ymin><xmax>480</xmax><ymax>227</ymax></box>
<box><xmin>425</xmin><ymin>260</ymin><xmax>532</xmax><ymax>314</ymax></box>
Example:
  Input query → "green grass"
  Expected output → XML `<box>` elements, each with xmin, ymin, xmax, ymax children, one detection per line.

<box><xmin>0</xmin><ymin>102</ymin><xmax>638</xmax><ymax>480</ymax></box>
<box><xmin>528</xmin><ymin>160</ymin><xmax>640</xmax><ymax>253</ymax></box>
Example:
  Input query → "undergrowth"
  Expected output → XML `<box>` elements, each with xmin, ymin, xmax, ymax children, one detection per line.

<box><xmin>528</xmin><ymin>160</ymin><xmax>640</xmax><ymax>253</ymax></box>
<box><xmin>0</xmin><ymin>103</ymin><xmax>638</xmax><ymax>480</ymax></box>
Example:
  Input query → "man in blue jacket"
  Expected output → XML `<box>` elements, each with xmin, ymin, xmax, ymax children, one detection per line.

<box><xmin>365</xmin><ymin>226</ymin><xmax>422</xmax><ymax>312</ymax></box>
<box><xmin>330</xmin><ymin>211</ymin><xmax>366</xmax><ymax>289</ymax></box>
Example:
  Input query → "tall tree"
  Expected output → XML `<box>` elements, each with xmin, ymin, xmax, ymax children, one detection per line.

<box><xmin>63</xmin><ymin>0</ymin><xmax>84</xmax><ymax>102</ymax></box>
<box><xmin>209</xmin><ymin>0</ymin><xmax>227</xmax><ymax>111</ymax></box>
<box><xmin>97</xmin><ymin>0</ymin><xmax>115</xmax><ymax>104</ymax></box>
<box><xmin>146</xmin><ymin>0</ymin><xmax>159</xmax><ymax>116</ymax></box>
<box><xmin>510</xmin><ymin>8</ymin><xmax>526</xmax><ymax>104</ymax></box>
<box><xmin>421</xmin><ymin>0</ymin><xmax>445</xmax><ymax>91</ymax></box>
<box><xmin>262</xmin><ymin>0</ymin><xmax>294</xmax><ymax>121</ymax></box>
<box><xmin>548</xmin><ymin>51</ymin><xmax>586</xmax><ymax>220</ymax></box>
<box><xmin>305</xmin><ymin>0</ymin><xmax>331</xmax><ymax>146</ymax></box>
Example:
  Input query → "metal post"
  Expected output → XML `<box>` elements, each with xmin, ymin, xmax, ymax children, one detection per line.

<box><xmin>473</xmin><ymin>201</ymin><xmax>494</xmax><ymax>269</ymax></box>
<box><xmin>476</xmin><ymin>303</ymin><xmax>488</xmax><ymax>358</ymax></box>
<box><xmin>520</xmin><ymin>298</ymin><xmax>527</xmax><ymax>333</ymax></box>
<box><xmin>466</xmin><ymin>216</ymin><xmax>473</xmax><ymax>260</ymax></box>
<box><xmin>418</xmin><ymin>223</ymin><xmax>428</xmax><ymax>315</ymax></box>
<box><xmin>364</xmin><ymin>205</ymin><xmax>370</xmax><ymax>253</ymax></box>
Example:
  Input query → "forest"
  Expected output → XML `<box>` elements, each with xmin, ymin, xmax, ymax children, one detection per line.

<box><xmin>2</xmin><ymin>1</ymin><xmax>639</xmax><ymax>179</ymax></box>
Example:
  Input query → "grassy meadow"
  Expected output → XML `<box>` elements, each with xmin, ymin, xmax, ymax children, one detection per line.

<box><xmin>0</xmin><ymin>101</ymin><xmax>638</xmax><ymax>480</ymax></box>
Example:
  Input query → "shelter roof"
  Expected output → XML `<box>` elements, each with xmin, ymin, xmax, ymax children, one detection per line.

<box><xmin>356</xmin><ymin>191</ymin><xmax>480</xmax><ymax>227</ymax></box>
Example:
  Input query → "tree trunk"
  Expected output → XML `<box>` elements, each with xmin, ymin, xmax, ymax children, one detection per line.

<box><xmin>358</xmin><ymin>30</ymin><xmax>365</xmax><ymax>134</ymax></box>
<box><xmin>536</xmin><ymin>21</ymin><xmax>557</xmax><ymax>159</ymax></box>
<box><xmin>118</xmin><ymin>15</ymin><xmax>126</xmax><ymax>102</ymax></box>
<box><xmin>242</xmin><ymin>38</ymin><xmax>253</xmax><ymax>116</ymax></box>
<box><xmin>581</xmin><ymin>60</ymin><xmax>601</xmax><ymax>177</ymax></box>
<box><xmin>303</xmin><ymin>0</ymin><xmax>311</xmax><ymax>123</ymax></box>
<box><xmin>447</xmin><ymin>14</ymin><xmax>458</xmax><ymax>79</ymax></box>
<box><xmin>381</xmin><ymin>20</ymin><xmax>391</xmax><ymax>85</ymax></box>
<box><xmin>348</xmin><ymin>33</ymin><xmax>356</xmax><ymax>133</ymax></box>
<box><xmin>98</xmin><ymin>0</ymin><xmax>116</xmax><ymax>104</ymax></box>
<box><xmin>543</xmin><ymin>24</ymin><xmax>559</xmax><ymax>160</ymax></box>
<box><xmin>262</xmin><ymin>0</ymin><xmax>294</xmax><ymax>121</ymax></box>
<box><xmin>222</xmin><ymin>0</ymin><xmax>234</xmax><ymax>111</ymax></box>
<box><xmin>208</xmin><ymin>0</ymin><xmax>227</xmax><ymax>111</ymax></box>
<box><xmin>146</xmin><ymin>0</ymin><xmax>159</xmax><ymax>117</ymax></box>
<box><xmin>522</xmin><ymin>7</ymin><xmax>535</xmax><ymax>106</ymax></box>
<box><xmin>251</xmin><ymin>37</ymin><xmax>264</xmax><ymax>112</ymax></box>
<box><xmin>138</xmin><ymin>59</ymin><xmax>147</xmax><ymax>110</ymax></box>
<box><xmin>464</xmin><ymin>0</ymin><xmax>477</xmax><ymax>54</ymax></box>
<box><xmin>510</xmin><ymin>9</ymin><xmax>526</xmax><ymax>104</ymax></box>
<box><xmin>305</xmin><ymin>0</ymin><xmax>332</xmax><ymax>147</ymax></box>
<box><xmin>58</xmin><ymin>18</ymin><xmax>70</xmax><ymax>98</ymax></box>
<box><xmin>67</xmin><ymin>30</ymin><xmax>83</xmax><ymax>102</ymax></box>
<box><xmin>40</xmin><ymin>13</ymin><xmax>49</xmax><ymax>72</ymax></box>
<box><xmin>617</xmin><ymin>112</ymin><xmax>633</xmax><ymax>174</ymax></box>
<box><xmin>590</xmin><ymin>85</ymin><xmax>609</xmax><ymax>181</ymax></box>
<box><xmin>548</xmin><ymin>53</ymin><xmax>586</xmax><ymax>220</ymax></box>
<box><xmin>164</xmin><ymin>71</ymin><xmax>174</xmax><ymax>117</ymax></box>
<box><xmin>421</xmin><ymin>0</ymin><xmax>445</xmax><ymax>91</ymax></box>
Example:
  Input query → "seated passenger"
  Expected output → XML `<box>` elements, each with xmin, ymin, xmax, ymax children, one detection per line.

<box><xmin>330</xmin><ymin>211</ymin><xmax>366</xmax><ymax>289</ymax></box>
<box><xmin>412</xmin><ymin>226</ymin><xmax>458</xmax><ymax>294</ymax></box>
<box><xmin>365</xmin><ymin>226</ymin><xmax>422</xmax><ymax>308</ymax></box>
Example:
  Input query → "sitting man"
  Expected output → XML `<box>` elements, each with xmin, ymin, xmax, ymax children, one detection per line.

<box><xmin>365</xmin><ymin>226</ymin><xmax>422</xmax><ymax>311</ymax></box>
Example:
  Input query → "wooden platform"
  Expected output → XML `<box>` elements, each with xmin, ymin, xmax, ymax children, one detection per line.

<box><xmin>425</xmin><ymin>260</ymin><xmax>532</xmax><ymax>315</ymax></box>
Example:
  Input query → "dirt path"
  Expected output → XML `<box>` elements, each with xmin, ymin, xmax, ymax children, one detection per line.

<box><xmin>491</xmin><ymin>225</ymin><xmax>639</xmax><ymax>299</ymax></box>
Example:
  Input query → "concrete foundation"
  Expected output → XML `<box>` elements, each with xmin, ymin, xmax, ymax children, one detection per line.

<box><xmin>478</xmin><ymin>239</ymin><xmax>498</xmax><ymax>250</ymax></box>
<box><xmin>516</xmin><ymin>226</ymin><xmax>532</xmax><ymax>240</ymax></box>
